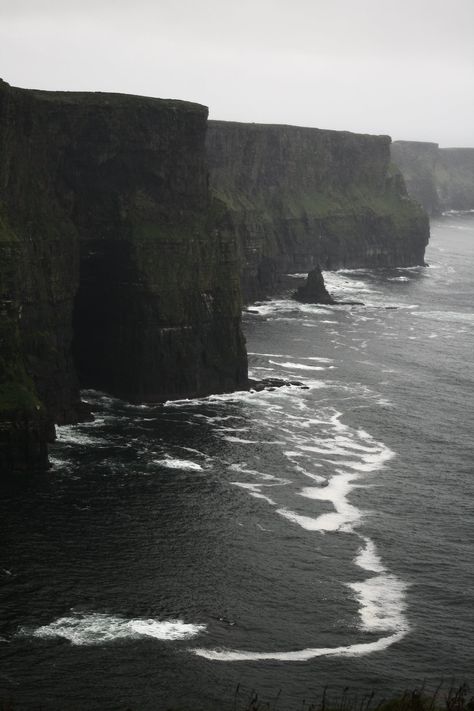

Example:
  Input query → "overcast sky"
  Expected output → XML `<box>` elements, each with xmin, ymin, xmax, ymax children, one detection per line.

<box><xmin>1</xmin><ymin>0</ymin><xmax>473</xmax><ymax>146</ymax></box>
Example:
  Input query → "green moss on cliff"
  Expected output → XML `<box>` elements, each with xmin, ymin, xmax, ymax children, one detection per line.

<box><xmin>207</xmin><ymin>121</ymin><xmax>430</xmax><ymax>300</ymax></box>
<box><xmin>0</xmin><ymin>309</ymin><xmax>41</xmax><ymax>414</ymax></box>
<box><xmin>392</xmin><ymin>141</ymin><xmax>474</xmax><ymax>213</ymax></box>
<box><xmin>0</xmin><ymin>79</ymin><xmax>248</xmax><ymax>472</ymax></box>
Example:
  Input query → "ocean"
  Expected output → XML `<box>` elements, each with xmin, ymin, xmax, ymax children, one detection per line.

<box><xmin>1</xmin><ymin>212</ymin><xmax>473</xmax><ymax>710</ymax></box>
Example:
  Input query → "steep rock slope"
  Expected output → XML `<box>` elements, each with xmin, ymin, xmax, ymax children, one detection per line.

<box><xmin>0</xmin><ymin>80</ymin><xmax>247</xmax><ymax>473</ymax></box>
<box><xmin>207</xmin><ymin>121</ymin><xmax>429</xmax><ymax>300</ymax></box>
<box><xmin>436</xmin><ymin>148</ymin><xmax>474</xmax><ymax>211</ymax></box>
<box><xmin>390</xmin><ymin>141</ymin><xmax>441</xmax><ymax>216</ymax></box>
<box><xmin>391</xmin><ymin>141</ymin><xmax>474</xmax><ymax>213</ymax></box>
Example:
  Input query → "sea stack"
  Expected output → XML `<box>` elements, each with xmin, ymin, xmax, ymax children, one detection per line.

<box><xmin>293</xmin><ymin>267</ymin><xmax>335</xmax><ymax>304</ymax></box>
<box><xmin>207</xmin><ymin>121</ymin><xmax>430</xmax><ymax>302</ymax></box>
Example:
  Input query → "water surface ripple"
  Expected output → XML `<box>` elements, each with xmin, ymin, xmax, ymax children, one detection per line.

<box><xmin>1</xmin><ymin>214</ymin><xmax>473</xmax><ymax>710</ymax></box>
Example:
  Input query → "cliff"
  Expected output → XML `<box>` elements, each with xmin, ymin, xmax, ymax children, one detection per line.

<box><xmin>391</xmin><ymin>141</ymin><xmax>474</xmax><ymax>214</ymax></box>
<box><xmin>390</xmin><ymin>141</ymin><xmax>441</xmax><ymax>216</ymax></box>
<box><xmin>436</xmin><ymin>148</ymin><xmax>474</xmax><ymax>211</ymax></box>
<box><xmin>207</xmin><ymin>121</ymin><xmax>429</xmax><ymax>300</ymax></box>
<box><xmin>0</xmin><ymin>80</ymin><xmax>247</xmax><ymax>474</ymax></box>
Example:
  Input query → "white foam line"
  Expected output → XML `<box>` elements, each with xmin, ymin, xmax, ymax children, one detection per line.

<box><xmin>348</xmin><ymin>575</ymin><xmax>408</xmax><ymax>633</ymax></box>
<box><xmin>56</xmin><ymin>427</ymin><xmax>105</xmax><ymax>446</ymax></box>
<box><xmin>200</xmin><ymin>380</ymin><xmax>408</xmax><ymax>663</ymax></box>
<box><xmin>248</xmin><ymin>353</ymin><xmax>333</xmax><ymax>363</ymax></box>
<box><xmin>330</xmin><ymin>452</ymin><xmax>394</xmax><ymax>471</ymax></box>
<box><xmin>230</xmin><ymin>483</ymin><xmax>277</xmax><ymax>506</ymax></box>
<box><xmin>223</xmin><ymin>436</ymin><xmax>259</xmax><ymax>444</ymax></box>
<box><xmin>284</xmin><ymin>456</ymin><xmax>325</xmax><ymax>483</ymax></box>
<box><xmin>250</xmin><ymin>492</ymin><xmax>278</xmax><ymax>505</ymax></box>
<box><xmin>354</xmin><ymin>537</ymin><xmax>386</xmax><ymax>574</ymax></box>
<box><xmin>192</xmin><ymin>631</ymin><xmax>406</xmax><ymax>661</ymax></box>
<box><xmin>269</xmin><ymin>361</ymin><xmax>327</xmax><ymax>371</ymax></box>
<box><xmin>152</xmin><ymin>458</ymin><xmax>203</xmax><ymax>471</ymax></box>
<box><xmin>178</xmin><ymin>446</ymin><xmax>211</xmax><ymax>459</ymax></box>
<box><xmin>228</xmin><ymin>464</ymin><xmax>291</xmax><ymax>486</ymax></box>
<box><xmin>24</xmin><ymin>613</ymin><xmax>206</xmax><ymax>646</ymax></box>
<box><xmin>277</xmin><ymin>506</ymin><xmax>358</xmax><ymax>533</ymax></box>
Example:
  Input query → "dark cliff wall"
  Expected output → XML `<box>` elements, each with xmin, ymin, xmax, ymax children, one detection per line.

<box><xmin>436</xmin><ymin>148</ymin><xmax>474</xmax><ymax>211</ymax></box>
<box><xmin>0</xmin><ymin>80</ymin><xmax>247</xmax><ymax>474</ymax></box>
<box><xmin>391</xmin><ymin>141</ymin><xmax>474</xmax><ymax>214</ymax></box>
<box><xmin>390</xmin><ymin>141</ymin><xmax>441</xmax><ymax>216</ymax></box>
<box><xmin>207</xmin><ymin>121</ymin><xmax>429</xmax><ymax>301</ymax></box>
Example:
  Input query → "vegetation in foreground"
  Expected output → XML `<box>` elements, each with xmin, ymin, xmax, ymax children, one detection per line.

<box><xmin>232</xmin><ymin>683</ymin><xmax>474</xmax><ymax>711</ymax></box>
<box><xmin>1</xmin><ymin>683</ymin><xmax>473</xmax><ymax>711</ymax></box>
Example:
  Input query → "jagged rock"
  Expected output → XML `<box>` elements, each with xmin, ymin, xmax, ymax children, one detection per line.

<box><xmin>293</xmin><ymin>267</ymin><xmax>335</xmax><ymax>304</ymax></box>
<box><xmin>248</xmin><ymin>377</ymin><xmax>309</xmax><ymax>392</ymax></box>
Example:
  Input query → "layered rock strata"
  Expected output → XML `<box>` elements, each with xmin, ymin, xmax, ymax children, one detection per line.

<box><xmin>390</xmin><ymin>141</ymin><xmax>441</xmax><ymax>216</ymax></box>
<box><xmin>391</xmin><ymin>141</ymin><xmax>474</xmax><ymax>214</ymax></box>
<box><xmin>0</xmin><ymin>80</ymin><xmax>247</xmax><ymax>473</ymax></box>
<box><xmin>207</xmin><ymin>121</ymin><xmax>429</xmax><ymax>301</ymax></box>
<box><xmin>435</xmin><ymin>148</ymin><xmax>474</xmax><ymax>211</ymax></box>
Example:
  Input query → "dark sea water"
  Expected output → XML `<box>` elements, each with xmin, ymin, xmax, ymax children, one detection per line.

<box><xmin>1</xmin><ymin>213</ymin><xmax>473</xmax><ymax>710</ymax></box>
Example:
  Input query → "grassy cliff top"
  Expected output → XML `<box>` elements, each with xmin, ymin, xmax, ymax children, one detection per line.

<box><xmin>208</xmin><ymin>119</ymin><xmax>391</xmax><ymax>143</ymax></box>
<box><xmin>0</xmin><ymin>78</ymin><xmax>208</xmax><ymax>115</ymax></box>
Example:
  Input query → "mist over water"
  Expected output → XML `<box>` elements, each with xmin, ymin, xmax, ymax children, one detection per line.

<box><xmin>1</xmin><ymin>214</ymin><xmax>473</xmax><ymax>710</ymax></box>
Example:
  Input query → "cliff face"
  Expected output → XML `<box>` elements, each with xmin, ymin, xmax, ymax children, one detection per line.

<box><xmin>436</xmin><ymin>148</ymin><xmax>474</xmax><ymax>211</ymax></box>
<box><xmin>207</xmin><ymin>121</ymin><xmax>429</xmax><ymax>300</ymax></box>
<box><xmin>390</xmin><ymin>141</ymin><xmax>441</xmax><ymax>216</ymax></box>
<box><xmin>0</xmin><ymin>80</ymin><xmax>247</xmax><ymax>474</ymax></box>
<box><xmin>391</xmin><ymin>141</ymin><xmax>474</xmax><ymax>213</ymax></box>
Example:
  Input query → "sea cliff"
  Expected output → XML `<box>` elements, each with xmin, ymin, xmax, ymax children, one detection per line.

<box><xmin>0</xmin><ymin>80</ymin><xmax>247</xmax><ymax>473</ymax></box>
<box><xmin>207</xmin><ymin>121</ymin><xmax>429</xmax><ymax>301</ymax></box>
<box><xmin>391</xmin><ymin>141</ymin><xmax>474</xmax><ymax>214</ymax></box>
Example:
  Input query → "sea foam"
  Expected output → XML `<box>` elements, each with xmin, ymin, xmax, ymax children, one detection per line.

<box><xmin>348</xmin><ymin>574</ymin><xmax>408</xmax><ymax>634</ymax></box>
<box><xmin>192</xmin><ymin>631</ymin><xmax>406</xmax><ymax>662</ymax></box>
<box><xmin>152</xmin><ymin>458</ymin><xmax>203</xmax><ymax>471</ymax></box>
<box><xmin>23</xmin><ymin>613</ymin><xmax>206</xmax><ymax>645</ymax></box>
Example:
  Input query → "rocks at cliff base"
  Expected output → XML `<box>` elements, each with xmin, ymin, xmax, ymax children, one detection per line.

<box><xmin>248</xmin><ymin>378</ymin><xmax>309</xmax><ymax>392</ymax></box>
<box><xmin>292</xmin><ymin>268</ymin><xmax>365</xmax><ymax>306</ymax></box>
<box><xmin>293</xmin><ymin>267</ymin><xmax>335</xmax><ymax>304</ymax></box>
<box><xmin>206</xmin><ymin>120</ymin><xmax>430</xmax><ymax>302</ymax></box>
<box><xmin>0</xmin><ymin>79</ymin><xmax>248</xmax><ymax>475</ymax></box>
<box><xmin>1</xmin><ymin>80</ymin><xmax>439</xmax><ymax>476</ymax></box>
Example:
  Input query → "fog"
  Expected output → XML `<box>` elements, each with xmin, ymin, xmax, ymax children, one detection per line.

<box><xmin>1</xmin><ymin>0</ymin><xmax>473</xmax><ymax>146</ymax></box>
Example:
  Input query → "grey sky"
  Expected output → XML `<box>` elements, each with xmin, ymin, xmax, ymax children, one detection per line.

<box><xmin>1</xmin><ymin>0</ymin><xmax>473</xmax><ymax>146</ymax></box>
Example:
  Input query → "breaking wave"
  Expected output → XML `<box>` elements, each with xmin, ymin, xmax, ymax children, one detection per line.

<box><xmin>22</xmin><ymin>612</ymin><xmax>206</xmax><ymax>646</ymax></box>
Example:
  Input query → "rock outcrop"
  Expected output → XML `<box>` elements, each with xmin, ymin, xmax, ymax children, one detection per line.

<box><xmin>293</xmin><ymin>267</ymin><xmax>335</xmax><ymax>305</ymax></box>
<box><xmin>391</xmin><ymin>141</ymin><xmax>474</xmax><ymax>214</ymax></box>
<box><xmin>207</xmin><ymin>121</ymin><xmax>429</xmax><ymax>301</ymax></box>
<box><xmin>0</xmin><ymin>80</ymin><xmax>247</xmax><ymax>474</ymax></box>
